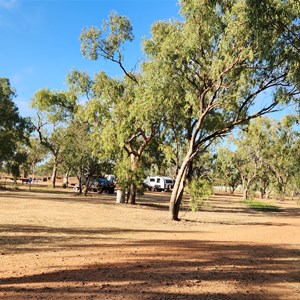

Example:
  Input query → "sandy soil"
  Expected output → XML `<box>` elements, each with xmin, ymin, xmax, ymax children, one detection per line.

<box><xmin>0</xmin><ymin>187</ymin><xmax>299</xmax><ymax>300</ymax></box>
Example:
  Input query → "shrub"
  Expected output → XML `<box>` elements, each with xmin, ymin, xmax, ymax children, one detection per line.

<box><xmin>186</xmin><ymin>178</ymin><xmax>213</xmax><ymax>212</ymax></box>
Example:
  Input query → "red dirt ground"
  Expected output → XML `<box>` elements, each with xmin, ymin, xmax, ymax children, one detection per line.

<box><xmin>0</xmin><ymin>187</ymin><xmax>299</xmax><ymax>299</ymax></box>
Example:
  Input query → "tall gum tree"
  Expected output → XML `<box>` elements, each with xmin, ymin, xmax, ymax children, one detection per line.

<box><xmin>142</xmin><ymin>0</ymin><xmax>300</xmax><ymax>220</ymax></box>
<box><xmin>72</xmin><ymin>69</ymin><xmax>163</xmax><ymax>203</ymax></box>
<box><xmin>79</xmin><ymin>12</ymin><xmax>165</xmax><ymax>204</ymax></box>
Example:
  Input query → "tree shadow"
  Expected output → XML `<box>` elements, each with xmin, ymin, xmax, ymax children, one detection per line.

<box><xmin>0</xmin><ymin>224</ymin><xmax>202</xmax><ymax>254</ymax></box>
<box><xmin>198</xmin><ymin>204</ymin><xmax>300</xmax><ymax>218</ymax></box>
<box><xmin>0</xmin><ymin>240</ymin><xmax>299</xmax><ymax>299</ymax></box>
<box><xmin>0</xmin><ymin>188</ymin><xmax>299</xmax><ymax>299</ymax></box>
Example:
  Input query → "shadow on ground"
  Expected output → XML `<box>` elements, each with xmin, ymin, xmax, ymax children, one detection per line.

<box><xmin>0</xmin><ymin>240</ymin><xmax>299</xmax><ymax>300</ymax></box>
<box><xmin>0</xmin><ymin>189</ymin><xmax>299</xmax><ymax>299</ymax></box>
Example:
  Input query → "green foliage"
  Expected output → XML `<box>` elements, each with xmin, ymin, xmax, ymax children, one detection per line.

<box><xmin>0</xmin><ymin>78</ymin><xmax>32</xmax><ymax>165</ymax></box>
<box><xmin>58</xmin><ymin>121</ymin><xmax>92</xmax><ymax>177</ymax></box>
<box><xmin>26</xmin><ymin>137</ymin><xmax>49</xmax><ymax>167</ymax></box>
<box><xmin>242</xmin><ymin>200</ymin><xmax>280</xmax><ymax>212</ymax></box>
<box><xmin>214</xmin><ymin>147</ymin><xmax>241</xmax><ymax>193</ymax></box>
<box><xmin>31</xmin><ymin>89</ymin><xmax>77</xmax><ymax>123</ymax></box>
<box><xmin>114</xmin><ymin>156</ymin><xmax>146</xmax><ymax>192</ymax></box>
<box><xmin>142</xmin><ymin>0</ymin><xmax>300</xmax><ymax>219</ymax></box>
<box><xmin>78</xmin><ymin>11</ymin><xmax>172</xmax><ymax>203</ymax></box>
<box><xmin>67</xmin><ymin>69</ymin><xmax>92</xmax><ymax>99</ymax></box>
<box><xmin>216</xmin><ymin>116</ymin><xmax>300</xmax><ymax>200</ymax></box>
<box><xmin>6</xmin><ymin>151</ymin><xmax>28</xmax><ymax>179</ymax></box>
<box><xmin>80</xmin><ymin>11</ymin><xmax>134</xmax><ymax>62</ymax></box>
<box><xmin>145</xmin><ymin>0</ymin><xmax>299</xmax><ymax>144</ymax></box>
<box><xmin>258</xmin><ymin>118</ymin><xmax>300</xmax><ymax>199</ymax></box>
<box><xmin>186</xmin><ymin>178</ymin><xmax>213</xmax><ymax>212</ymax></box>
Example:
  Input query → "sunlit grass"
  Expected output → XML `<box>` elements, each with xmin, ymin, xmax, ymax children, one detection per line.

<box><xmin>242</xmin><ymin>199</ymin><xmax>281</xmax><ymax>211</ymax></box>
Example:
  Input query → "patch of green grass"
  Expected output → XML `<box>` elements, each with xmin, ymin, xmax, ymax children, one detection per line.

<box><xmin>242</xmin><ymin>200</ymin><xmax>281</xmax><ymax>212</ymax></box>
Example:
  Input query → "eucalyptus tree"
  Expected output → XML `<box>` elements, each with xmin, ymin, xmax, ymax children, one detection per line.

<box><xmin>255</xmin><ymin>170</ymin><xmax>273</xmax><ymax>199</ymax></box>
<box><xmin>21</xmin><ymin>137</ymin><xmax>49</xmax><ymax>179</ymax></box>
<box><xmin>261</xmin><ymin>118</ymin><xmax>300</xmax><ymax>199</ymax></box>
<box><xmin>142</xmin><ymin>0</ymin><xmax>300</xmax><ymax>220</ymax></box>
<box><xmin>57</xmin><ymin>119</ymin><xmax>113</xmax><ymax>194</ymax></box>
<box><xmin>5</xmin><ymin>150</ymin><xmax>28</xmax><ymax>184</ymax></box>
<box><xmin>79</xmin><ymin>12</ymin><xmax>167</xmax><ymax>204</ymax></box>
<box><xmin>222</xmin><ymin>117</ymin><xmax>300</xmax><ymax>199</ymax></box>
<box><xmin>31</xmin><ymin>89</ymin><xmax>77</xmax><ymax>187</ymax></box>
<box><xmin>214</xmin><ymin>147</ymin><xmax>241</xmax><ymax>194</ymax></box>
<box><xmin>58</xmin><ymin>120</ymin><xmax>91</xmax><ymax>189</ymax></box>
<box><xmin>0</xmin><ymin>78</ymin><xmax>32</xmax><ymax>171</ymax></box>
<box><xmin>215</xmin><ymin>131</ymin><xmax>264</xmax><ymax>200</ymax></box>
<box><xmin>154</xmin><ymin>106</ymin><xmax>188</xmax><ymax>178</ymax></box>
<box><xmin>236</xmin><ymin>135</ymin><xmax>264</xmax><ymax>200</ymax></box>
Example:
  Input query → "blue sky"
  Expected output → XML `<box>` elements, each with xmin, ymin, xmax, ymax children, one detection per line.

<box><xmin>1</xmin><ymin>0</ymin><xmax>295</xmax><ymax>121</ymax></box>
<box><xmin>1</xmin><ymin>0</ymin><xmax>181</xmax><ymax>117</ymax></box>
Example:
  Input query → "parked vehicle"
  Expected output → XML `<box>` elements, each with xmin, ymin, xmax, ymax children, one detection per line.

<box><xmin>105</xmin><ymin>174</ymin><xmax>116</xmax><ymax>187</ymax></box>
<box><xmin>90</xmin><ymin>177</ymin><xmax>115</xmax><ymax>194</ymax></box>
<box><xmin>79</xmin><ymin>176</ymin><xmax>115</xmax><ymax>194</ymax></box>
<box><xmin>144</xmin><ymin>175</ymin><xmax>175</xmax><ymax>192</ymax></box>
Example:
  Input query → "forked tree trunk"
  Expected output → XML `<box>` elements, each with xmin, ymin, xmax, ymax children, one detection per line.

<box><xmin>241</xmin><ymin>173</ymin><xmax>257</xmax><ymax>200</ymax></box>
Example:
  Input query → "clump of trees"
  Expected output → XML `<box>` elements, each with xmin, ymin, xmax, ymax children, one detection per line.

<box><xmin>2</xmin><ymin>0</ymin><xmax>299</xmax><ymax>220</ymax></box>
<box><xmin>0</xmin><ymin>78</ymin><xmax>32</xmax><ymax>181</ymax></box>
<box><xmin>143</xmin><ymin>0</ymin><xmax>299</xmax><ymax>219</ymax></box>
<box><xmin>214</xmin><ymin>117</ymin><xmax>300</xmax><ymax>201</ymax></box>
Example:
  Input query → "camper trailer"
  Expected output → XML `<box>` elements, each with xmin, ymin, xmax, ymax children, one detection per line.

<box><xmin>144</xmin><ymin>175</ymin><xmax>175</xmax><ymax>192</ymax></box>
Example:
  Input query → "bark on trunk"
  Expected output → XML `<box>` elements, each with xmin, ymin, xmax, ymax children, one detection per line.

<box><xmin>241</xmin><ymin>174</ymin><xmax>257</xmax><ymax>200</ymax></box>
<box><xmin>169</xmin><ymin>157</ymin><xmax>190</xmax><ymax>220</ymax></box>
<box><xmin>51</xmin><ymin>161</ymin><xmax>58</xmax><ymax>188</ymax></box>
<box><xmin>77</xmin><ymin>175</ymin><xmax>83</xmax><ymax>194</ymax></box>
<box><xmin>77</xmin><ymin>162</ymin><xmax>84</xmax><ymax>194</ymax></box>
<box><xmin>84</xmin><ymin>176</ymin><xmax>91</xmax><ymax>196</ymax></box>
<box><xmin>128</xmin><ymin>181</ymin><xmax>136</xmax><ymax>204</ymax></box>
<box><xmin>243</xmin><ymin>188</ymin><xmax>249</xmax><ymax>200</ymax></box>
<box><xmin>277</xmin><ymin>180</ymin><xmax>285</xmax><ymax>200</ymax></box>
<box><xmin>127</xmin><ymin>155</ymin><xmax>138</xmax><ymax>205</ymax></box>
<box><xmin>63</xmin><ymin>170</ymin><xmax>70</xmax><ymax>187</ymax></box>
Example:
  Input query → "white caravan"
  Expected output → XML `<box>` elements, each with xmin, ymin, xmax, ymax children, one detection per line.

<box><xmin>144</xmin><ymin>175</ymin><xmax>175</xmax><ymax>192</ymax></box>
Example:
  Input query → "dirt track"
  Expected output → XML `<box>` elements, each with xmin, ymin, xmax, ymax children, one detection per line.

<box><xmin>0</xmin><ymin>188</ymin><xmax>299</xmax><ymax>299</ymax></box>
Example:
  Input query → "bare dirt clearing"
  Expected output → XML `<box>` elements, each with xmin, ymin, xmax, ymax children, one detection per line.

<box><xmin>0</xmin><ymin>188</ymin><xmax>299</xmax><ymax>299</ymax></box>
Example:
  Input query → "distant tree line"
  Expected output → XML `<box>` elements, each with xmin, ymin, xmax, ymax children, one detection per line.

<box><xmin>214</xmin><ymin>117</ymin><xmax>300</xmax><ymax>200</ymax></box>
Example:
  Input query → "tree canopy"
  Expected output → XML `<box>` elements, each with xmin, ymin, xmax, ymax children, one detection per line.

<box><xmin>0</xmin><ymin>78</ymin><xmax>32</xmax><ymax>169</ymax></box>
<box><xmin>140</xmin><ymin>0</ymin><xmax>300</xmax><ymax>219</ymax></box>
<box><xmin>8</xmin><ymin>1</ymin><xmax>299</xmax><ymax>221</ymax></box>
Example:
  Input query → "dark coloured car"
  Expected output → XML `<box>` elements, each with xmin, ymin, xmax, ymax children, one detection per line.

<box><xmin>94</xmin><ymin>177</ymin><xmax>115</xmax><ymax>194</ymax></box>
